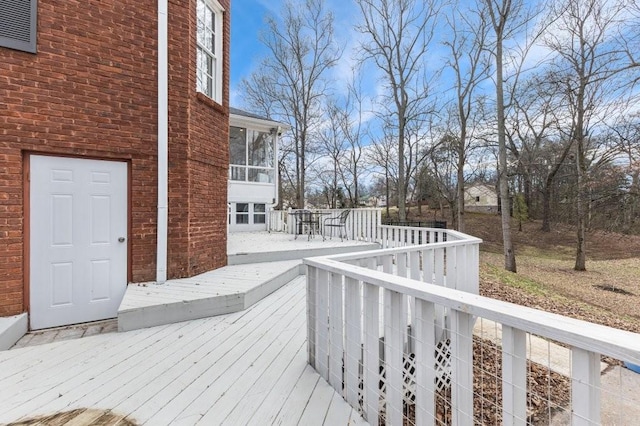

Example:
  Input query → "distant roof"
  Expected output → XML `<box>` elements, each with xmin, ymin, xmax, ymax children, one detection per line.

<box><xmin>229</xmin><ymin>107</ymin><xmax>291</xmax><ymax>130</ymax></box>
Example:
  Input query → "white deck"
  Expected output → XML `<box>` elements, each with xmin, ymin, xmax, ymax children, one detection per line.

<box><xmin>118</xmin><ymin>232</ymin><xmax>379</xmax><ymax>331</ymax></box>
<box><xmin>228</xmin><ymin>231</ymin><xmax>380</xmax><ymax>265</ymax></box>
<box><xmin>0</xmin><ymin>277</ymin><xmax>367</xmax><ymax>425</ymax></box>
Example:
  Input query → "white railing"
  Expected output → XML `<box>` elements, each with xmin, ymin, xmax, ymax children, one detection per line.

<box><xmin>269</xmin><ymin>208</ymin><xmax>382</xmax><ymax>242</ymax></box>
<box><xmin>267</xmin><ymin>209</ymin><xmax>287</xmax><ymax>233</ymax></box>
<box><xmin>305</xmin><ymin>234</ymin><xmax>640</xmax><ymax>425</ymax></box>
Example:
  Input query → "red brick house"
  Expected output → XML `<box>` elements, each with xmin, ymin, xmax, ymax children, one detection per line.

<box><xmin>0</xmin><ymin>0</ymin><xmax>230</xmax><ymax>330</ymax></box>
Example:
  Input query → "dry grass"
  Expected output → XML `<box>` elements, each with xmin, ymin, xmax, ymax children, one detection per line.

<box><xmin>462</xmin><ymin>212</ymin><xmax>640</xmax><ymax>333</ymax></box>
<box><xmin>405</xmin><ymin>208</ymin><xmax>640</xmax><ymax>331</ymax></box>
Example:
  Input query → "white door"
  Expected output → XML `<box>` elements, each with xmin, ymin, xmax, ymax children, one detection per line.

<box><xmin>30</xmin><ymin>155</ymin><xmax>128</xmax><ymax>330</ymax></box>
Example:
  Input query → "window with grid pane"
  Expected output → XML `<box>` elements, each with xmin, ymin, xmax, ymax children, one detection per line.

<box><xmin>196</xmin><ymin>0</ymin><xmax>223</xmax><ymax>102</ymax></box>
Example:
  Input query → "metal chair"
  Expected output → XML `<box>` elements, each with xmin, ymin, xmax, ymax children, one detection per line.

<box><xmin>293</xmin><ymin>210</ymin><xmax>319</xmax><ymax>240</ymax></box>
<box><xmin>322</xmin><ymin>209</ymin><xmax>350</xmax><ymax>241</ymax></box>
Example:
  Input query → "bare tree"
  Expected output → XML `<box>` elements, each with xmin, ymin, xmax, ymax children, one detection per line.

<box><xmin>508</xmin><ymin>71</ymin><xmax>572</xmax><ymax>232</ymax></box>
<box><xmin>315</xmin><ymin>101</ymin><xmax>346</xmax><ymax>208</ymax></box>
<box><xmin>443</xmin><ymin>2</ymin><xmax>491</xmax><ymax>232</ymax></box>
<box><xmin>367</xmin><ymin>130</ymin><xmax>400</xmax><ymax>218</ymax></box>
<box><xmin>240</xmin><ymin>0</ymin><xmax>341</xmax><ymax>208</ymax></box>
<box><xmin>355</xmin><ymin>0</ymin><xmax>441</xmax><ymax>221</ymax></box>
<box><xmin>544</xmin><ymin>0</ymin><xmax>639</xmax><ymax>270</ymax></box>
<box><xmin>337</xmin><ymin>77</ymin><xmax>370</xmax><ymax>208</ymax></box>
<box><xmin>481</xmin><ymin>0</ymin><xmax>538</xmax><ymax>272</ymax></box>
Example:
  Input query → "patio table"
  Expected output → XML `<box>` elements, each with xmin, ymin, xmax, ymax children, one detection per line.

<box><xmin>289</xmin><ymin>211</ymin><xmax>330</xmax><ymax>240</ymax></box>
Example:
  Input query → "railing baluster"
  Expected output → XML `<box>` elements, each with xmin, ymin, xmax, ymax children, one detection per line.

<box><xmin>345</xmin><ymin>277</ymin><xmax>361</xmax><ymax>408</ymax></box>
<box><xmin>409</xmin><ymin>250</ymin><xmax>421</xmax><ymax>281</ymax></box>
<box><xmin>383</xmin><ymin>254</ymin><xmax>393</xmax><ymax>274</ymax></box>
<box><xmin>446</xmin><ymin>244</ymin><xmax>457</xmax><ymax>290</ymax></box>
<box><xmin>415</xmin><ymin>298</ymin><xmax>436</xmax><ymax>426</ymax></box>
<box><xmin>384</xmin><ymin>289</ymin><xmax>405</xmax><ymax>426</ymax></box>
<box><xmin>307</xmin><ymin>265</ymin><xmax>317</xmax><ymax>368</ymax></box>
<box><xmin>455</xmin><ymin>244</ymin><xmax>466</xmax><ymax>292</ymax></box>
<box><xmin>328</xmin><ymin>272</ymin><xmax>344</xmax><ymax>391</ymax></box>
<box><xmin>572</xmin><ymin>347</ymin><xmax>601</xmax><ymax>425</ymax></box>
<box><xmin>451</xmin><ymin>309</ymin><xmax>474</xmax><ymax>425</ymax></box>
<box><xmin>468</xmin><ymin>243</ymin><xmax>480</xmax><ymax>294</ymax></box>
<box><xmin>502</xmin><ymin>325</ymin><xmax>527</xmax><ymax>426</ymax></box>
<box><xmin>316</xmin><ymin>268</ymin><xmax>330</xmax><ymax>381</ymax></box>
<box><xmin>423</xmin><ymin>248</ymin><xmax>434</xmax><ymax>285</ymax></box>
<box><xmin>363</xmin><ymin>282</ymin><xmax>381</xmax><ymax>423</ymax></box>
<box><xmin>398</xmin><ymin>252</ymin><xmax>408</xmax><ymax>278</ymax></box>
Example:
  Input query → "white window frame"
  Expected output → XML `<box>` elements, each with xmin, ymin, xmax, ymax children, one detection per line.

<box><xmin>229</xmin><ymin>126</ymin><xmax>275</xmax><ymax>184</ymax></box>
<box><xmin>228</xmin><ymin>202</ymin><xmax>269</xmax><ymax>231</ymax></box>
<box><xmin>196</xmin><ymin>0</ymin><xmax>224</xmax><ymax>103</ymax></box>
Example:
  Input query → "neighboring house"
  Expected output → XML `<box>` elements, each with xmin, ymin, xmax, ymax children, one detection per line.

<box><xmin>0</xmin><ymin>0</ymin><xmax>230</xmax><ymax>330</ymax></box>
<box><xmin>227</xmin><ymin>108</ymin><xmax>289</xmax><ymax>232</ymax></box>
<box><xmin>464</xmin><ymin>184</ymin><xmax>499</xmax><ymax>213</ymax></box>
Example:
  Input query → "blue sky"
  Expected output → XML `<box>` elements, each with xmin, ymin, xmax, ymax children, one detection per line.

<box><xmin>229</xmin><ymin>0</ymin><xmax>270</xmax><ymax>104</ymax></box>
<box><xmin>229</xmin><ymin>0</ymin><xmax>362</xmax><ymax>107</ymax></box>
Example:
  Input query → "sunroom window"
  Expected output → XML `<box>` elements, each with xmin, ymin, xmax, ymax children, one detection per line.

<box><xmin>229</xmin><ymin>126</ymin><xmax>275</xmax><ymax>183</ymax></box>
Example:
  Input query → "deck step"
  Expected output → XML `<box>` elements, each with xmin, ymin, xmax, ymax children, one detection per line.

<box><xmin>117</xmin><ymin>261</ymin><xmax>303</xmax><ymax>332</ymax></box>
<box><xmin>228</xmin><ymin>241</ymin><xmax>381</xmax><ymax>265</ymax></box>
<box><xmin>0</xmin><ymin>313</ymin><xmax>28</xmax><ymax>350</ymax></box>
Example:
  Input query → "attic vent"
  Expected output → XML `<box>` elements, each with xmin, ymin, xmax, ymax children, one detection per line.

<box><xmin>0</xmin><ymin>0</ymin><xmax>37</xmax><ymax>53</ymax></box>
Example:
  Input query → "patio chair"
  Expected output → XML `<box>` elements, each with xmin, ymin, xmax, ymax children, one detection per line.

<box><xmin>322</xmin><ymin>209</ymin><xmax>350</xmax><ymax>241</ymax></box>
<box><xmin>293</xmin><ymin>210</ymin><xmax>319</xmax><ymax>240</ymax></box>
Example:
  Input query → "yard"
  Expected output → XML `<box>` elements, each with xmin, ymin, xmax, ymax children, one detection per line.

<box><xmin>455</xmin><ymin>212</ymin><xmax>640</xmax><ymax>333</ymax></box>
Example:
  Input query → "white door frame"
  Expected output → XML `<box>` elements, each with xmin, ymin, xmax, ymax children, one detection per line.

<box><xmin>28</xmin><ymin>154</ymin><xmax>129</xmax><ymax>330</ymax></box>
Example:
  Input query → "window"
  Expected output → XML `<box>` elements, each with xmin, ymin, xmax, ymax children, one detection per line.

<box><xmin>196</xmin><ymin>0</ymin><xmax>223</xmax><ymax>102</ymax></box>
<box><xmin>254</xmin><ymin>204</ymin><xmax>266</xmax><ymax>224</ymax></box>
<box><xmin>230</xmin><ymin>203</ymin><xmax>267</xmax><ymax>227</ymax></box>
<box><xmin>0</xmin><ymin>0</ymin><xmax>37</xmax><ymax>53</ymax></box>
<box><xmin>475</xmin><ymin>196</ymin><xmax>480</xmax><ymax>202</ymax></box>
<box><xmin>229</xmin><ymin>126</ymin><xmax>275</xmax><ymax>184</ymax></box>
<box><xmin>235</xmin><ymin>203</ymin><xmax>249</xmax><ymax>224</ymax></box>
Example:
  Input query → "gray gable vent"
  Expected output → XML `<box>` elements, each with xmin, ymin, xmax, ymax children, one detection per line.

<box><xmin>0</xmin><ymin>0</ymin><xmax>37</xmax><ymax>53</ymax></box>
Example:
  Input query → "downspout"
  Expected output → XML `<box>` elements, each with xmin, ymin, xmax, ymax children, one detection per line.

<box><xmin>156</xmin><ymin>0</ymin><xmax>168</xmax><ymax>283</ymax></box>
<box><xmin>266</xmin><ymin>127</ymin><xmax>281</xmax><ymax>232</ymax></box>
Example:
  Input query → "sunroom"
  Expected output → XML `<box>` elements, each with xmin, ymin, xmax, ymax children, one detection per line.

<box><xmin>227</xmin><ymin>107</ymin><xmax>289</xmax><ymax>232</ymax></box>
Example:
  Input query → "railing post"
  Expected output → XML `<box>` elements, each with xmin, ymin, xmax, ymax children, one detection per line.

<box><xmin>502</xmin><ymin>326</ymin><xmax>527</xmax><ymax>425</ymax></box>
<box><xmin>572</xmin><ymin>348</ymin><xmax>601</xmax><ymax>425</ymax></box>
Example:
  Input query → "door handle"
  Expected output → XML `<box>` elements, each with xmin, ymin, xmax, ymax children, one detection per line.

<box><xmin>118</xmin><ymin>237</ymin><xmax>126</xmax><ymax>243</ymax></box>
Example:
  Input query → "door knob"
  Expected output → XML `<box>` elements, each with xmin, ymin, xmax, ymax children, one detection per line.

<box><xmin>118</xmin><ymin>237</ymin><xmax>126</xmax><ymax>243</ymax></box>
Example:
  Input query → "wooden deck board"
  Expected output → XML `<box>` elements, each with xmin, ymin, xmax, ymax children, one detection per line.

<box><xmin>118</xmin><ymin>283</ymin><xmax>303</xmax><ymax>422</ymax></box>
<box><xmin>0</xmin><ymin>276</ymin><xmax>366</xmax><ymax>425</ymax></box>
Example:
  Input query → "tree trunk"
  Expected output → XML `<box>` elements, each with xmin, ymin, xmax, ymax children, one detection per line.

<box><xmin>574</xmin><ymin>146</ymin><xmax>587</xmax><ymax>271</ymax></box>
<box><xmin>398</xmin><ymin>119</ymin><xmax>407</xmax><ymax>221</ymax></box>
<box><xmin>456</xmin><ymin>143</ymin><xmax>466</xmax><ymax>233</ymax></box>
<box><xmin>385</xmin><ymin>170</ymin><xmax>390</xmax><ymax>218</ymax></box>
<box><xmin>496</xmin><ymin>36</ymin><xmax>517</xmax><ymax>272</ymax></box>
<box><xmin>541</xmin><ymin>186</ymin><xmax>552</xmax><ymax>232</ymax></box>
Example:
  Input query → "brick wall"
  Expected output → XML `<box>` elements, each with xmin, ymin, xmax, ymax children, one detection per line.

<box><xmin>0</xmin><ymin>0</ymin><xmax>230</xmax><ymax>316</ymax></box>
<box><xmin>166</xmin><ymin>0</ymin><xmax>230</xmax><ymax>278</ymax></box>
